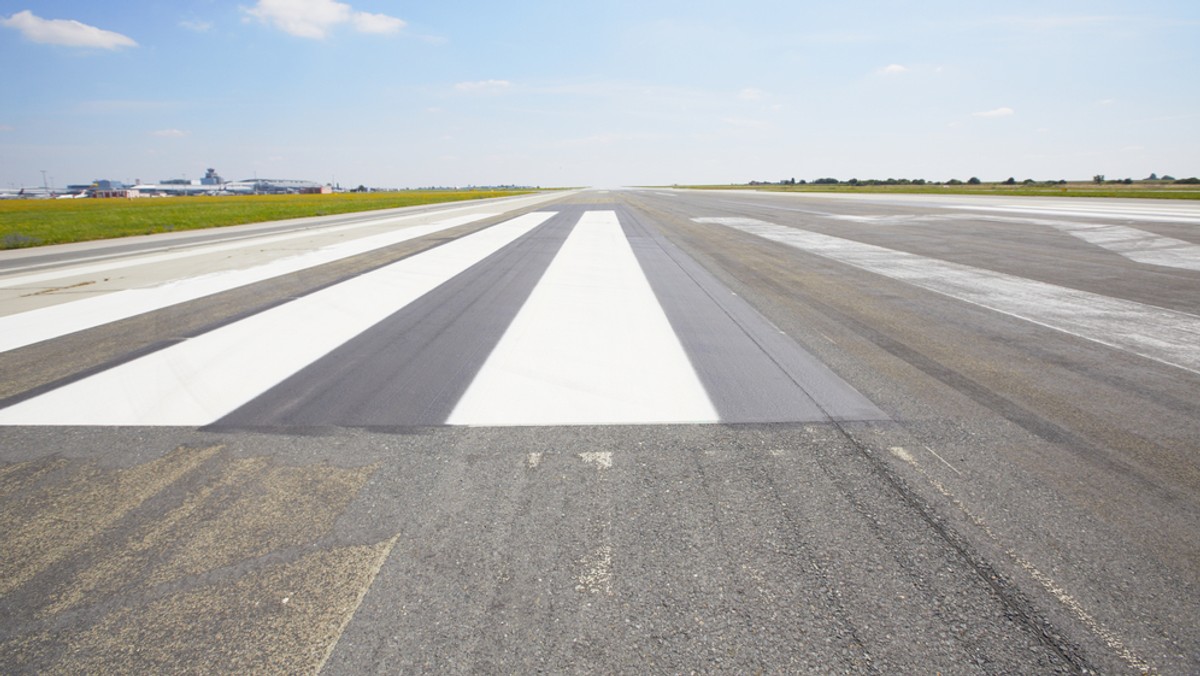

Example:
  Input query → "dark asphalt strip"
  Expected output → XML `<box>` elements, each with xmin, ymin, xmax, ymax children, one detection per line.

<box><xmin>618</xmin><ymin>206</ymin><xmax>887</xmax><ymax>423</ymax></box>
<box><xmin>209</xmin><ymin>210</ymin><xmax>579</xmax><ymax>429</ymax></box>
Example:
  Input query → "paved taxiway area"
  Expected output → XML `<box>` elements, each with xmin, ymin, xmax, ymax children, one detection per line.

<box><xmin>2</xmin><ymin>189</ymin><xmax>1198</xmax><ymax>672</ymax></box>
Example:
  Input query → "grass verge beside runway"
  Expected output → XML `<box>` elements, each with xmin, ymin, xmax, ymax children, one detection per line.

<box><xmin>0</xmin><ymin>190</ymin><xmax>536</xmax><ymax>249</ymax></box>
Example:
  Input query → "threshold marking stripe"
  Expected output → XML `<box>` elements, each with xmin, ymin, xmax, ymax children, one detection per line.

<box><xmin>213</xmin><ymin>210</ymin><xmax>578</xmax><ymax>428</ymax></box>
<box><xmin>700</xmin><ymin>217</ymin><xmax>1200</xmax><ymax>375</ymax></box>
<box><xmin>448</xmin><ymin>210</ymin><xmax>719</xmax><ymax>426</ymax></box>
<box><xmin>0</xmin><ymin>212</ymin><xmax>554</xmax><ymax>425</ymax></box>
<box><xmin>0</xmin><ymin>212</ymin><xmax>498</xmax><ymax>353</ymax></box>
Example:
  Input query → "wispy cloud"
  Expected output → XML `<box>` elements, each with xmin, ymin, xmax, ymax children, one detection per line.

<box><xmin>244</xmin><ymin>0</ymin><xmax>405</xmax><ymax>39</ymax></box>
<box><xmin>455</xmin><ymin>79</ymin><xmax>512</xmax><ymax>93</ymax></box>
<box><xmin>150</xmin><ymin>129</ymin><xmax>189</xmax><ymax>138</ymax></box>
<box><xmin>973</xmin><ymin>107</ymin><xmax>1015</xmax><ymax>118</ymax></box>
<box><xmin>352</xmin><ymin>12</ymin><xmax>406</xmax><ymax>34</ymax></box>
<box><xmin>879</xmin><ymin>64</ymin><xmax>909</xmax><ymax>75</ymax></box>
<box><xmin>0</xmin><ymin>124</ymin><xmax>13</xmax><ymax>132</ymax></box>
<box><xmin>1</xmin><ymin>10</ymin><xmax>136</xmax><ymax>50</ymax></box>
<box><xmin>179</xmin><ymin>19</ymin><xmax>213</xmax><ymax>33</ymax></box>
<box><xmin>738</xmin><ymin>87</ymin><xmax>767</xmax><ymax>101</ymax></box>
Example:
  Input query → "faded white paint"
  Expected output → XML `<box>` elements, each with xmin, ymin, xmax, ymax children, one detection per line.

<box><xmin>579</xmin><ymin>452</ymin><xmax>613</xmax><ymax>470</ymax></box>
<box><xmin>1044</xmin><ymin>220</ymin><xmax>1200</xmax><ymax>271</ymax></box>
<box><xmin>449</xmin><ymin>211</ymin><xmax>719</xmax><ymax>426</ymax></box>
<box><xmin>0</xmin><ymin>213</ymin><xmax>555</xmax><ymax>425</ymax></box>
<box><xmin>700</xmin><ymin>217</ymin><xmax>1200</xmax><ymax>375</ymax></box>
<box><xmin>575</xmin><ymin>544</ymin><xmax>613</xmax><ymax>595</ymax></box>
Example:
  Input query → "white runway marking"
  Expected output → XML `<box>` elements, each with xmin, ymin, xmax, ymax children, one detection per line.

<box><xmin>0</xmin><ymin>213</ymin><xmax>554</xmax><ymax>425</ymax></box>
<box><xmin>449</xmin><ymin>211</ymin><xmax>719</xmax><ymax>426</ymax></box>
<box><xmin>1039</xmin><ymin>220</ymin><xmax>1200</xmax><ymax>271</ymax></box>
<box><xmin>942</xmin><ymin>212</ymin><xmax>1200</xmax><ymax>270</ymax></box>
<box><xmin>0</xmin><ymin>212</ymin><xmax>483</xmax><ymax>289</ymax></box>
<box><xmin>0</xmin><ymin>212</ymin><xmax>499</xmax><ymax>353</ymax></box>
<box><xmin>700</xmin><ymin>217</ymin><xmax>1200</xmax><ymax>375</ymax></box>
<box><xmin>945</xmin><ymin>202</ymin><xmax>1200</xmax><ymax>224</ymax></box>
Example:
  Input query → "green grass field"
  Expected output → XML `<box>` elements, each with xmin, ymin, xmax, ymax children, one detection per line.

<box><xmin>0</xmin><ymin>190</ymin><xmax>536</xmax><ymax>249</ymax></box>
<box><xmin>676</xmin><ymin>181</ymin><xmax>1200</xmax><ymax>200</ymax></box>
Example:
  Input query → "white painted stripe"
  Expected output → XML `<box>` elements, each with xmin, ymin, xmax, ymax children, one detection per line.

<box><xmin>1042</xmin><ymin>220</ymin><xmax>1200</xmax><ymax>271</ymax></box>
<box><xmin>448</xmin><ymin>210</ymin><xmax>719</xmax><ymax>426</ymax></box>
<box><xmin>946</xmin><ymin>203</ymin><xmax>1200</xmax><ymax>224</ymax></box>
<box><xmin>699</xmin><ymin>217</ymin><xmax>1200</xmax><ymax>374</ymax></box>
<box><xmin>0</xmin><ymin>212</ymin><xmax>497</xmax><ymax>353</ymax></box>
<box><xmin>0</xmin><ymin>212</ymin><xmax>554</xmax><ymax>425</ymax></box>
<box><xmin>0</xmin><ymin>213</ymin><xmax>446</xmax><ymax>289</ymax></box>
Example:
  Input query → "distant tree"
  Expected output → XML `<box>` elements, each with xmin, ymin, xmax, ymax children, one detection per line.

<box><xmin>1122</xmin><ymin>178</ymin><xmax>1133</xmax><ymax>184</ymax></box>
<box><xmin>1002</xmin><ymin>177</ymin><xmax>1017</xmax><ymax>185</ymax></box>
<box><xmin>847</xmin><ymin>178</ymin><xmax>860</xmax><ymax>186</ymax></box>
<box><xmin>1093</xmin><ymin>174</ymin><xmax>1105</xmax><ymax>184</ymax></box>
<box><xmin>1162</xmin><ymin>175</ymin><xmax>1176</xmax><ymax>181</ymax></box>
<box><xmin>1175</xmin><ymin>177</ymin><xmax>1200</xmax><ymax>184</ymax></box>
<box><xmin>947</xmin><ymin>178</ymin><xmax>964</xmax><ymax>185</ymax></box>
<box><xmin>967</xmin><ymin>177</ymin><xmax>981</xmax><ymax>185</ymax></box>
<box><xmin>814</xmin><ymin>177</ymin><xmax>839</xmax><ymax>185</ymax></box>
<box><xmin>1147</xmin><ymin>173</ymin><xmax>1159</xmax><ymax>181</ymax></box>
<box><xmin>1023</xmin><ymin>178</ymin><xmax>1036</xmax><ymax>184</ymax></box>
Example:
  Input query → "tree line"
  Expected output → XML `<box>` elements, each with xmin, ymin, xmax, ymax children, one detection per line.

<box><xmin>747</xmin><ymin>174</ymin><xmax>1199</xmax><ymax>187</ymax></box>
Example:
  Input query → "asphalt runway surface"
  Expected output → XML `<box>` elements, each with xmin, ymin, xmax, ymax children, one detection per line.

<box><xmin>1</xmin><ymin>188</ymin><xmax>1198</xmax><ymax>673</ymax></box>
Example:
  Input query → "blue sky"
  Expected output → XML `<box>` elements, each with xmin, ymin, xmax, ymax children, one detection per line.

<box><xmin>2</xmin><ymin>1</ymin><xmax>1197</xmax><ymax>188</ymax></box>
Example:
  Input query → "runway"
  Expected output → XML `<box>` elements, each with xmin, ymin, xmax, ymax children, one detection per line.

<box><xmin>2</xmin><ymin>188</ymin><xmax>1198</xmax><ymax>673</ymax></box>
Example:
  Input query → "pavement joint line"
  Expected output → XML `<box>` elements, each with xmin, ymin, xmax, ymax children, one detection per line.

<box><xmin>806</xmin><ymin>417</ymin><xmax>1095</xmax><ymax>671</ymax></box>
<box><xmin>923</xmin><ymin>445</ymin><xmax>962</xmax><ymax>475</ymax></box>
<box><xmin>314</xmin><ymin>533</ymin><xmax>402</xmax><ymax>675</ymax></box>
<box><xmin>886</xmin><ymin>446</ymin><xmax>1152</xmax><ymax>674</ymax></box>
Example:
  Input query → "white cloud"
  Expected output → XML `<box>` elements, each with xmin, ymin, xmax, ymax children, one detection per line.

<box><xmin>455</xmin><ymin>79</ymin><xmax>512</xmax><ymax>93</ymax></box>
<box><xmin>973</xmin><ymin>107</ymin><xmax>1015</xmax><ymax>118</ymax></box>
<box><xmin>353</xmin><ymin>12</ymin><xmax>406</xmax><ymax>34</ymax></box>
<box><xmin>179</xmin><ymin>19</ymin><xmax>213</xmax><ymax>33</ymax></box>
<box><xmin>150</xmin><ymin>129</ymin><xmax>189</xmax><ymax>138</ymax></box>
<box><xmin>738</xmin><ymin>87</ymin><xmax>766</xmax><ymax>101</ymax></box>
<box><xmin>244</xmin><ymin>0</ymin><xmax>404</xmax><ymax>39</ymax></box>
<box><xmin>0</xmin><ymin>124</ymin><xmax>13</xmax><ymax>132</ymax></box>
<box><xmin>1</xmin><ymin>10</ymin><xmax>137</xmax><ymax>50</ymax></box>
<box><xmin>879</xmin><ymin>64</ymin><xmax>909</xmax><ymax>75</ymax></box>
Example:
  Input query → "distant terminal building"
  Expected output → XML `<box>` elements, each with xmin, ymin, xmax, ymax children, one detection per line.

<box><xmin>63</xmin><ymin>179</ymin><xmax>141</xmax><ymax>199</ymax></box>
<box><xmin>226</xmin><ymin>178</ymin><xmax>330</xmax><ymax>194</ymax></box>
<box><xmin>47</xmin><ymin>169</ymin><xmax>331</xmax><ymax>198</ymax></box>
<box><xmin>125</xmin><ymin>169</ymin><xmax>329</xmax><ymax>196</ymax></box>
